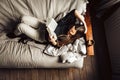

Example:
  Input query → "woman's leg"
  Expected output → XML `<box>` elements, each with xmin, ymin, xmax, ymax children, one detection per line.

<box><xmin>17</xmin><ymin>23</ymin><xmax>40</xmax><ymax>41</ymax></box>
<box><xmin>21</xmin><ymin>16</ymin><xmax>42</xmax><ymax>29</ymax></box>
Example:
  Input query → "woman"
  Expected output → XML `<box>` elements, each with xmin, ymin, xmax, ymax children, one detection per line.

<box><xmin>15</xmin><ymin>9</ymin><xmax>87</xmax><ymax>47</ymax></box>
<box><xmin>51</xmin><ymin>9</ymin><xmax>87</xmax><ymax>47</ymax></box>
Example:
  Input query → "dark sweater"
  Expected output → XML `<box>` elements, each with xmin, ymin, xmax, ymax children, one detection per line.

<box><xmin>55</xmin><ymin>9</ymin><xmax>77</xmax><ymax>36</ymax></box>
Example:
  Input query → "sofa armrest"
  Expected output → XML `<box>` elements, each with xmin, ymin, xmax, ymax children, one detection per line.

<box><xmin>85</xmin><ymin>10</ymin><xmax>94</xmax><ymax>56</ymax></box>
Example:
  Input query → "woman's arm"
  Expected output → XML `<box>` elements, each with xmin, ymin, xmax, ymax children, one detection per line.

<box><xmin>74</xmin><ymin>10</ymin><xmax>87</xmax><ymax>33</ymax></box>
<box><xmin>49</xmin><ymin>34</ymin><xmax>57</xmax><ymax>46</ymax></box>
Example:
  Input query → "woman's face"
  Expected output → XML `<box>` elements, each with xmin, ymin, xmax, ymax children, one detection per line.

<box><xmin>67</xmin><ymin>26</ymin><xmax>77</xmax><ymax>36</ymax></box>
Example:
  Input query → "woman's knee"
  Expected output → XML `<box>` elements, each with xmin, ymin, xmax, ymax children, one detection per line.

<box><xmin>17</xmin><ymin>23</ymin><xmax>30</xmax><ymax>33</ymax></box>
<box><xmin>17</xmin><ymin>23</ymin><xmax>40</xmax><ymax>41</ymax></box>
<box><xmin>21</xmin><ymin>15</ymin><xmax>40</xmax><ymax>28</ymax></box>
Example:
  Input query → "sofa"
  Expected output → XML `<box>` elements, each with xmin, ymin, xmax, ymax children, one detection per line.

<box><xmin>0</xmin><ymin>0</ymin><xmax>89</xmax><ymax>68</ymax></box>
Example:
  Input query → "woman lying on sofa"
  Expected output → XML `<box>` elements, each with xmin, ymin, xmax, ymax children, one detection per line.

<box><xmin>14</xmin><ymin>9</ymin><xmax>88</xmax><ymax>47</ymax></box>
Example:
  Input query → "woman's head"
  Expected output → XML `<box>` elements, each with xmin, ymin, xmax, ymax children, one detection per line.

<box><xmin>56</xmin><ymin>20</ymin><xmax>85</xmax><ymax>47</ymax></box>
<box><xmin>67</xmin><ymin>18</ymin><xmax>85</xmax><ymax>37</ymax></box>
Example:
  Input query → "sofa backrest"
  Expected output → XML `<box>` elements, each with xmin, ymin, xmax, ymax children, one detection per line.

<box><xmin>0</xmin><ymin>0</ymin><xmax>88</xmax><ymax>37</ymax></box>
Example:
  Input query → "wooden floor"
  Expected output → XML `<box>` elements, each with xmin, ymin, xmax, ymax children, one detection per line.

<box><xmin>0</xmin><ymin>56</ymin><xmax>99</xmax><ymax>80</ymax></box>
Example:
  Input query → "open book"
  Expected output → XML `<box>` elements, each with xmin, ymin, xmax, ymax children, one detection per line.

<box><xmin>46</xmin><ymin>18</ymin><xmax>58</xmax><ymax>40</ymax></box>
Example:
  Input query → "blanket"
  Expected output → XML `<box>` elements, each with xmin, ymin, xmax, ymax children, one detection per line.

<box><xmin>44</xmin><ymin>37</ymin><xmax>86</xmax><ymax>63</ymax></box>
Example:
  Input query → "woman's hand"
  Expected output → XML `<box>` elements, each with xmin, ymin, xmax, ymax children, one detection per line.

<box><xmin>49</xmin><ymin>33</ymin><xmax>57</xmax><ymax>46</ymax></box>
<box><xmin>49</xmin><ymin>36</ymin><xmax>57</xmax><ymax>45</ymax></box>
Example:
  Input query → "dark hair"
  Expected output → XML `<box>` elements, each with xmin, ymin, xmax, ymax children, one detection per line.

<box><xmin>56</xmin><ymin>20</ymin><xmax>85</xmax><ymax>47</ymax></box>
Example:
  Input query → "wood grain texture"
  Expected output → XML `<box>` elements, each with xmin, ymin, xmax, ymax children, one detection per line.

<box><xmin>85</xmin><ymin>10</ymin><xmax>94</xmax><ymax>56</ymax></box>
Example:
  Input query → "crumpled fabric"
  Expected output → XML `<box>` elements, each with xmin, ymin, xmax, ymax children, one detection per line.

<box><xmin>44</xmin><ymin>37</ymin><xmax>86</xmax><ymax>63</ymax></box>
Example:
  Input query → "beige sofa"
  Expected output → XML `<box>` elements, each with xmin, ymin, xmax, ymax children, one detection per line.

<box><xmin>0</xmin><ymin>0</ymin><xmax>88</xmax><ymax>68</ymax></box>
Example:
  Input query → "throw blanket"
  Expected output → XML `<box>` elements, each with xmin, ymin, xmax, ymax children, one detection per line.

<box><xmin>44</xmin><ymin>37</ymin><xmax>86</xmax><ymax>63</ymax></box>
